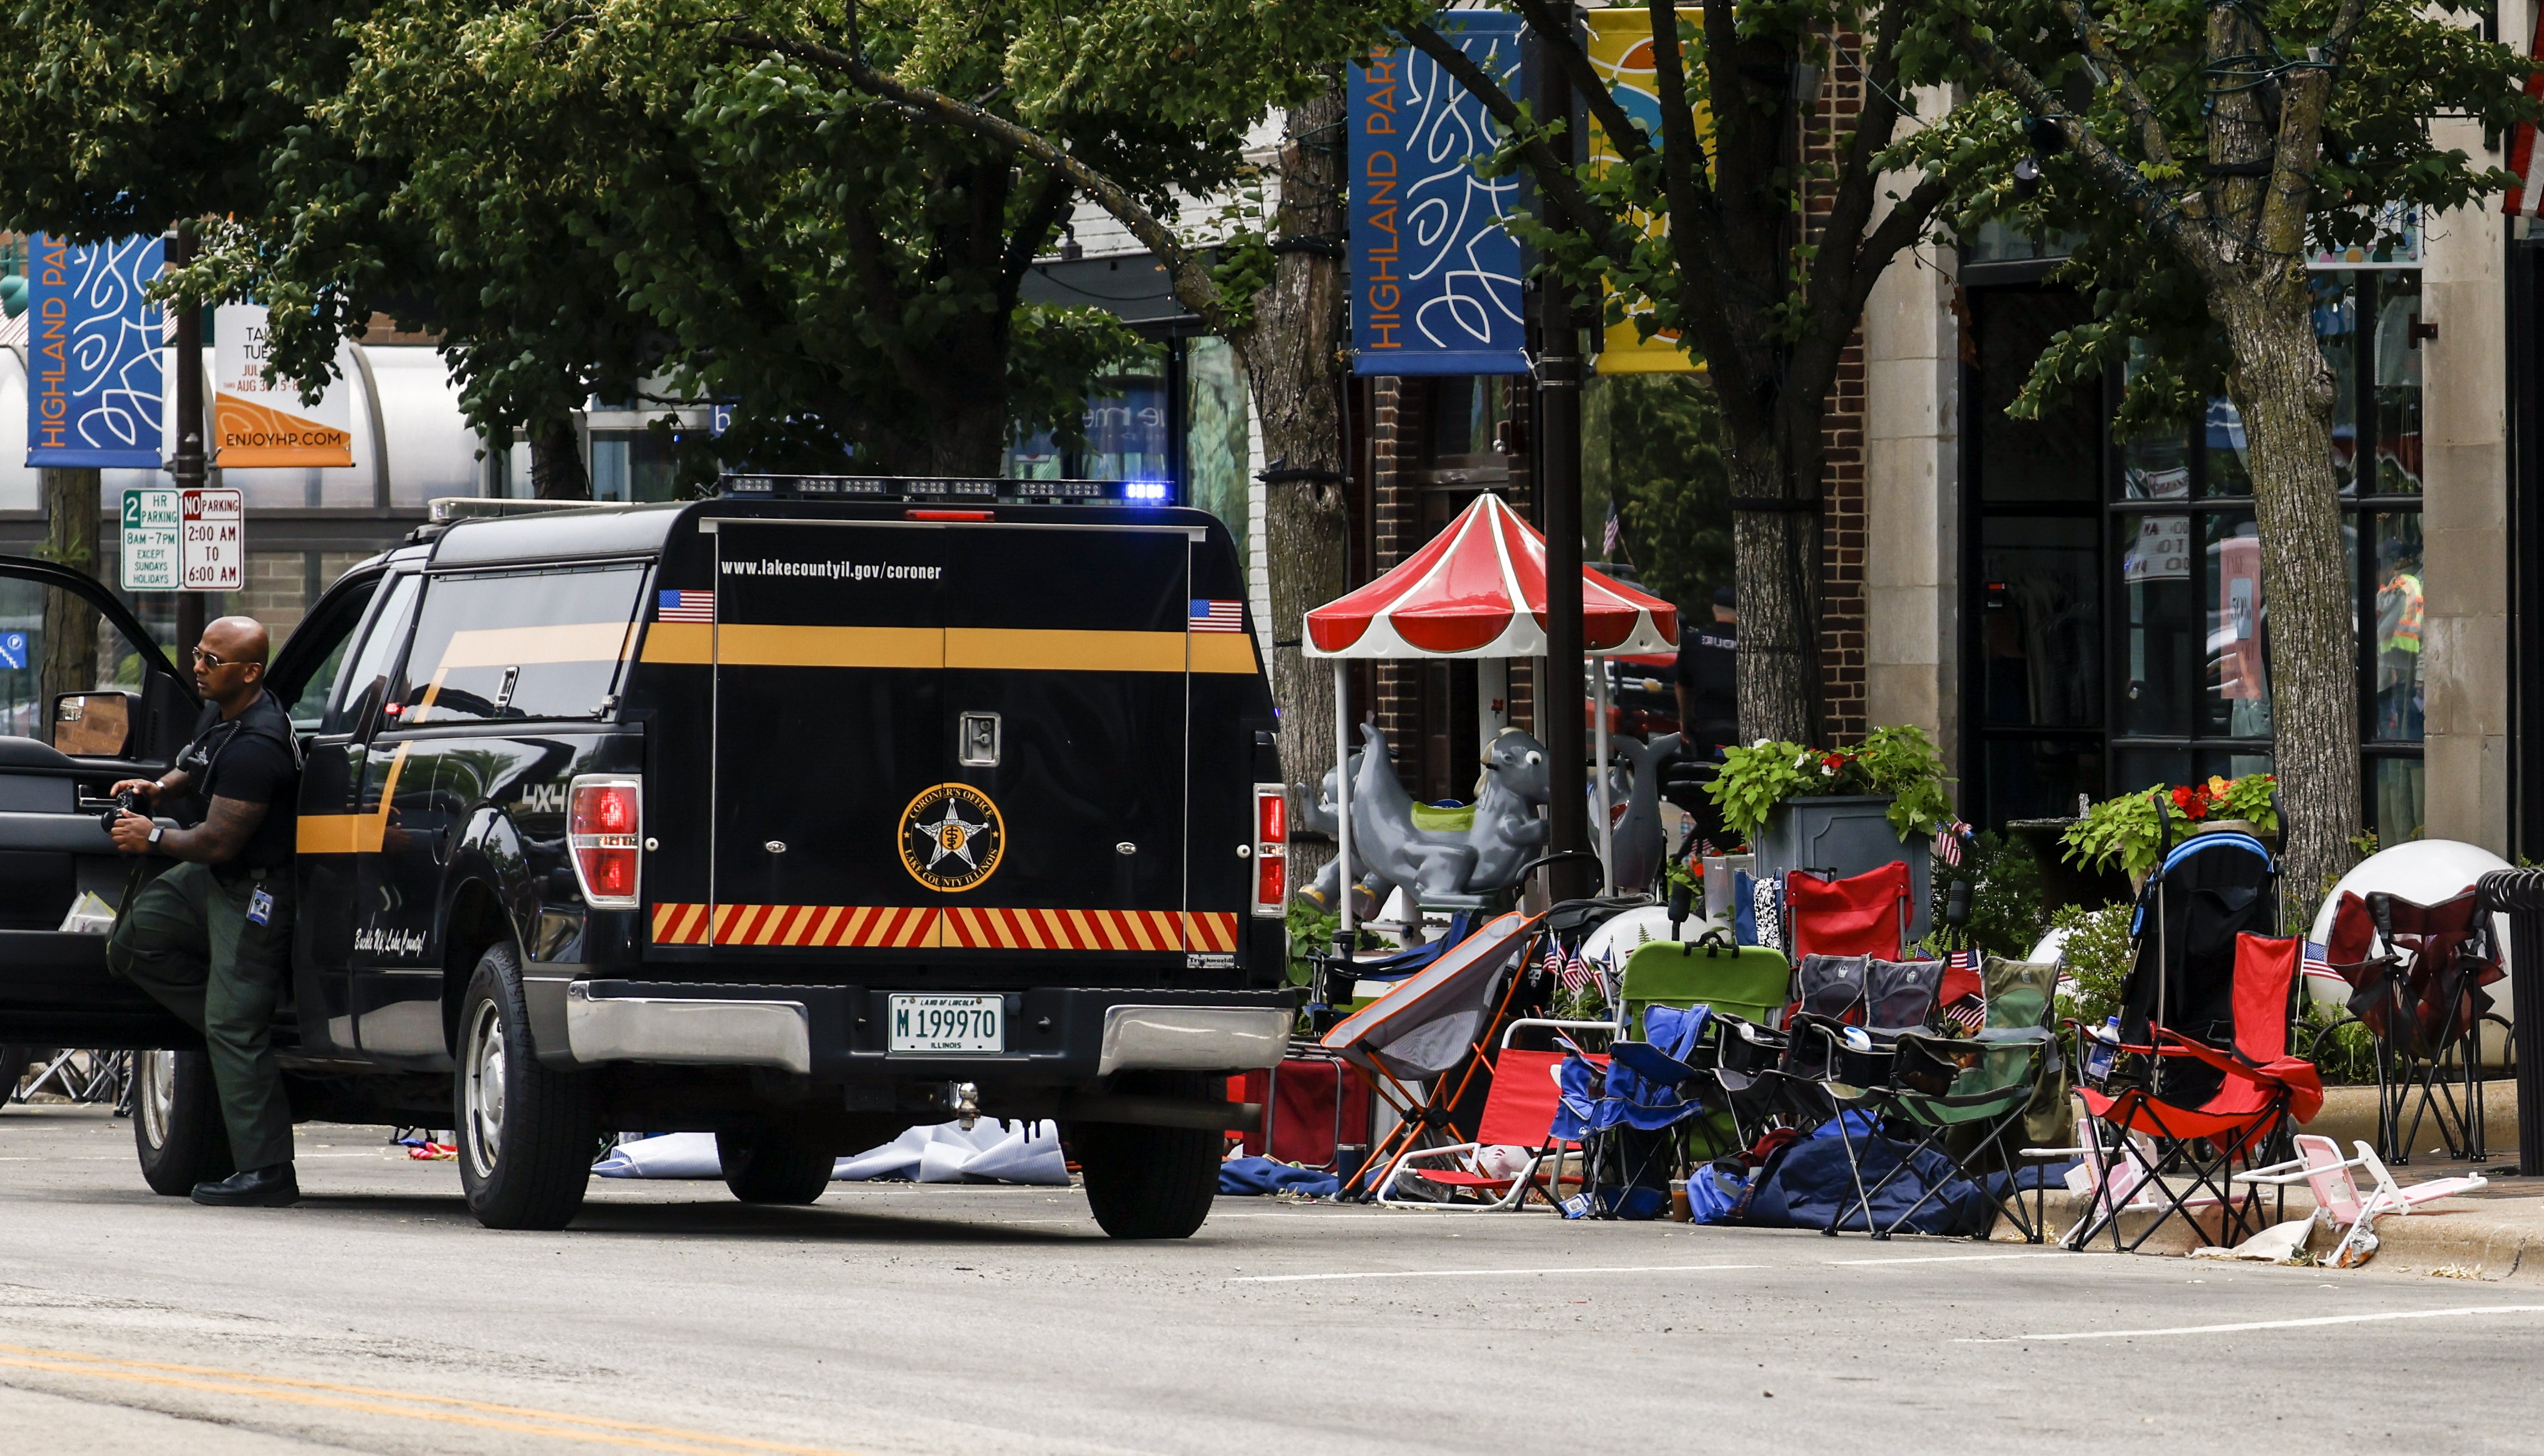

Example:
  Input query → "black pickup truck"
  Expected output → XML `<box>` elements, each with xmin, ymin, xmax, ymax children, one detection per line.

<box><xmin>0</xmin><ymin>482</ymin><xmax>1292</xmax><ymax>1235</ymax></box>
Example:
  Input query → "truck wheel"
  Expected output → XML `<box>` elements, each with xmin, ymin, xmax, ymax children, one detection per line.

<box><xmin>716</xmin><ymin>1128</ymin><xmax>835</xmax><ymax>1205</ymax></box>
<box><xmin>1069</xmin><ymin>1072</ymin><xmax>1223</xmax><ymax>1240</ymax></box>
<box><xmin>455</xmin><ymin>943</ymin><xmax>598</xmax><ymax>1231</ymax></box>
<box><xmin>132</xmin><ymin>1049</ymin><xmax>235</xmax><ymax>1196</ymax></box>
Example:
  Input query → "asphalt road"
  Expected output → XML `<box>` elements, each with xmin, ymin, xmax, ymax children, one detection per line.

<box><xmin>1</xmin><ymin>1104</ymin><xmax>2538</xmax><ymax>1456</ymax></box>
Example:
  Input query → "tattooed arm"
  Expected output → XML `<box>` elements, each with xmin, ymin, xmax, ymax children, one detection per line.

<box><xmin>110</xmin><ymin>795</ymin><xmax>268</xmax><ymax>864</ymax></box>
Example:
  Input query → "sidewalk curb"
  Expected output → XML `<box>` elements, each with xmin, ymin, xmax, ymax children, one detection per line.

<box><xmin>2017</xmin><ymin>1188</ymin><xmax>2544</xmax><ymax>1283</ymax></box>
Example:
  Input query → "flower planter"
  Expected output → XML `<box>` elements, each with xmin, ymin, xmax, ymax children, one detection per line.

<box><xmin>1750</xmin><ymin>795</ymin><xmax>1932</xmax><ymax>948</ymax></box>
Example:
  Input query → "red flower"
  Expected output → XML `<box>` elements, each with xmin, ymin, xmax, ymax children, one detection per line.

<box><xmin>2169</xmin><ymin>784</ymin><xmax>2211</xmax><ymax>821</ymax></box>
<box><xmin>1821</xmin><ymin>753</ymin><xmax>1847</xmax><ymax>774</ymax></box>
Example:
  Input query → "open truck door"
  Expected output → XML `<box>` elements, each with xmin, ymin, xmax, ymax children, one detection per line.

<box><xmin>0</xmin><ymin>556</ymin><xmax>199</xmax><ymax>1047</ymax></box>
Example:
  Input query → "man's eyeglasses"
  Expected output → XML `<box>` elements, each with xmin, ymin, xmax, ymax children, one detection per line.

<box><xmin>191</xmin><ymin>647</ymin><xmax>235</xmax><ymax>669</ymax></box>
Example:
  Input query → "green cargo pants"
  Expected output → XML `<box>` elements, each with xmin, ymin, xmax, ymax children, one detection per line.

<box><xmin>106</xmin><ymin>862</ymin><xmax>297</xmax><ymax>1172</ymax></box>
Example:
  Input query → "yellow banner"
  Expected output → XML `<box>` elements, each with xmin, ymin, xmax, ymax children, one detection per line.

<box><xmin>1585</xmin><ymin>11</ymin><xmax>1710</xmax><ymax>375</ymax></box>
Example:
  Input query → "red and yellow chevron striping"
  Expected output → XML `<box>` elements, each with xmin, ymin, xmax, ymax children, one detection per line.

<box><xmin>648</xmin><ymin>902</ymin><xmax>1238</xmax><ymax>951</ymax></box>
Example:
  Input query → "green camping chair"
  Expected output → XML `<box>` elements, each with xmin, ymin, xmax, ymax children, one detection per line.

<box><xmin>1822</xmin><ymin>956</ymin><xmax>2065</xmax><ymax>1242</ymax></box>
<box><xmin>1615</xmin><ymin>934</ymin><xmax>1792</xmax><ymax>1154</ymax></box>
<box><xmin>1617</xmin><ymin>934</ymin><xmax>1791</xmax><ymax>1036</ymax></box>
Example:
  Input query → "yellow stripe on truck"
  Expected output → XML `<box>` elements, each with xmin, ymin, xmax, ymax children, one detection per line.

<box><xmin>638</xmin><ymin>623</ymin><xmax>1255</xmax><ymax>674</ymax></box>
<box><xmin>296</xmin><ymin>743</ymin><xmax>413</xmax><ymax>855</ymax></box>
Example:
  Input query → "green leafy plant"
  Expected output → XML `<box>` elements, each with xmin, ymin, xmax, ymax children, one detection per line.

<box><xmin>2062</xmin><ymin>775</ymin><xmax>2281</xmax><ymax>879</ymax></box>
<box><xmin>2046</xmin><ymin>901</ymin><xmax>2135</xmax><ymax>1028</ymax></box>
<box><xmin>1704</xmin><ymin>725</ymin><xmax>1952</xmax><ymax>841</ymax></box>
<box><xmin>2303</xmin><ymin>1005</ymin><xmax>2380</xmax><ymax>1087</ymax></box>
<box><xmin>1285</xmin><ymin>898</ymin><xmax>1377</xmax><ymax>987</ymax></box>
<box><xmin>1921</xmin><ymin>830</ymin><xmax>2050</xmax><ymax>962</ymax></box>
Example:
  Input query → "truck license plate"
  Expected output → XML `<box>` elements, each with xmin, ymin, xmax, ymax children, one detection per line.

<box><xmin>888</xmin><ymin>995</ymin><xmax>1004</xmax><ymax>1053</ymax></box>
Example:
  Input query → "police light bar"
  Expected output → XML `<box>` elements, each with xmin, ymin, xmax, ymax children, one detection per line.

<box><xmin>718</xmin><ymin>474</ymin><xmax>1179</xmax><ymax>506</ymax></box>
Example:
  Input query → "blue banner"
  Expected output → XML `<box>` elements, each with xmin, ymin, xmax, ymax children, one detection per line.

<box><xmin>1349</xmin><ymin>13</ymin><xmax>1528</xmax><ymax>376</ymax></box>
<box><xmin>25</xmin><ymin>233</ymin><xmax>166</xmax><ymax>468</ymax></box>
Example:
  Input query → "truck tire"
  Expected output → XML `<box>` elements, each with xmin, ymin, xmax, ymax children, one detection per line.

<box><xmin>455</xmin><ymin>943</ymin><xmax>598</xmax><ymax>1231</ymax></box>
<box><xmin>716</xmin><ymin>1128</ymin><xmax>835</xmax><ymax>1205</ymax></box>
<box><xmin>1069</xmin><ymin>1072</ymin><xmax>1223</xmax><ymax>1240</ymax></box>
<box><xmin>131</xmin><ymin>1049</ymin><xmax>235</xmax><ymax>1196</ymax></box>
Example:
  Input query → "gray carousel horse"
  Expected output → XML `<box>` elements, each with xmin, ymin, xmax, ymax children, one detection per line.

<box><xmin>1340</xmin><ymin>724</ymin><xmax>1552</xmax><ymax>903</ymax></box>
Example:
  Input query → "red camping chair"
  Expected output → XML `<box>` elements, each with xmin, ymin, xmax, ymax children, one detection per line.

<box><xmin>2068</xmin><ymin>933</ymin><xmax>2325</xmax><ymax>1253</ymax></box>
<box><xmin>1374</xmin><ymin>1044</ymin><xmax>1609</xmax><ymax>1210</ymax></box>
<box><xmin>1785</xmin><ymin>862</ymin><xmax>1912</xmax><ymax>960</ymax></box>
<box><xmin>2323</xmin><ymin>888</ymin><xmax>2504</xmax><ymax>1163</ymax></box>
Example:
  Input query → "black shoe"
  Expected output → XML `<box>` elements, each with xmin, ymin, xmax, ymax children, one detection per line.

<box><xmin>191</xmin><ymin>1164</ymin><xmax>300</xmax><ymax>1208</ymax></box>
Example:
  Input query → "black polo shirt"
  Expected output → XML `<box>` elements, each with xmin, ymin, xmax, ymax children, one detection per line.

<box><xmin>179</xmin><ymin>691</ymin><xmax>299</xmax><ymax>869</ymax></box>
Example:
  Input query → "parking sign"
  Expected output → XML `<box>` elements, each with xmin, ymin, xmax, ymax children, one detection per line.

<box><xmin>179</xmin><ymin>488</ymin><xmax>244</xmax><ymax>591</ymax></box>
<box><xmin>122</xmin><ymin>488</ymin><xmax>182</xmax><ymax>591</ymax></box>
<box><xmin>0</xmin><ymin>631</ymin><xmax>25</xmax><ymax>670</ymax></box>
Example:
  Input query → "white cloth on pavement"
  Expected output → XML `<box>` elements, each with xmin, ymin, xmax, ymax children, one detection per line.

<box><xmin>594</xmin><ymin>1121</ymin><xmax>1068</xmax><ymax>1185</ymax></box>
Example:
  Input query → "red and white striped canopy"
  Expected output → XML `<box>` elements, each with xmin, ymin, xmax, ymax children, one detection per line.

<box><xmin>1305</xmin><ymin>493</ymin><xmax>1680</xmax><ymax>659</ymax></box>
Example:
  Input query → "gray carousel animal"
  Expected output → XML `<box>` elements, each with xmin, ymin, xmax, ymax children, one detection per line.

<box><xmin>1343</xmin><ymin>724</ymin><xmax>1552</xmax><ymax>902</ymax></box>
<box><xmin>1297</xmin><ymin>749</ymin><xmax>1393</xmax><ymax>918</ymax></box>
<box><xmin>1604</xmin><ymin>732</ymin><xmax>1682</xmax><ymax>894</ymax></box>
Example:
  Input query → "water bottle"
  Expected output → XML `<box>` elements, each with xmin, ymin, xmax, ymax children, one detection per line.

<box><xmin>2083</xmin><ymin>1015</ymin><xmax>2121</xmax><ymax>1083</ymax></box>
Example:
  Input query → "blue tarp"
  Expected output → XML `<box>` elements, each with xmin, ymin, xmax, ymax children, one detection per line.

<box><xmin>1741</xmin><ymin>1113</ymin><xmax>1992</xmax><ymax>1235</ymax></box>
<box><xmin>1219</xmin><ymin>1156</ymin><xmax>1342</xmax><ymax>1199</ymax></box>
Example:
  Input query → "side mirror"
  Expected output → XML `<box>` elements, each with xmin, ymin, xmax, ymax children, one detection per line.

<box><xmin>52</xmin><ymin>692</ymin><xmax>139</xmax><ymax>758</ymax></box>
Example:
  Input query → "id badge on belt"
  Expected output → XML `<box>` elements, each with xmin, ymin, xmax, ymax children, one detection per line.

<box><xmin>247</xmin><ymin>887</ymin><xmax>276</xmax><ymax>926</ymax></box>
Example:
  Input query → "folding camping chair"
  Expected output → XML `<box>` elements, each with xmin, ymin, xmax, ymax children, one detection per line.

<box><xmin>1738</xmin><ymin>956</ymin><xmax>1946</xmax><ymax>1138</ymax></box>
<box><xmin>1374</xmin><ymin>1031</ymin><xmax>1606</xmax><ymax>1211</ymax></box>
<box><xmin>1816</xmin><ymin>957</ymin><xmax>2064</xmax><ymax>1242</ymax></box>
<box><xmin>1319</xmin><ymin>910</ymin><xmax>1542</xmax><ymax>1198</ymax></box>
<box><xmin>2065</xmin><ymin>932</ymin><xmax>2325</xmax><ymax>1253</ymax></box>
<box><xmin>1785</xmin><ymin>861</ymin><xmax>1913</xmax><ymax>960</ymax></box>
<box><xmin>1614</xmin><ymin>935</ymin><xmax>1792</xmax><ymax>1152</ymax></box>
<box><xmin>2236</xmin><ymin>1133</ymin><xmax>2489</xmax><ymax>1267</ymax></box>
<box><xmin>2322</xmin><ymin>888</ymin><xmax>2504</xmax><ymax>1163</ymax></box>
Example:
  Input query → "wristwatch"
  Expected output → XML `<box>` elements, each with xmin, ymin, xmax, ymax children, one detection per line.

<box><xmin>146</xmin><ymin>823</ymin><xmax>165</xmax><ymax>847</ymax></box>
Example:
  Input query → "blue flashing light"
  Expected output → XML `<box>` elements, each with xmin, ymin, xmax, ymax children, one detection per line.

<box><xmin>1122</xmin><ymin>481</ymin><xmax>1171</xmax><ymax>502</ymax></box>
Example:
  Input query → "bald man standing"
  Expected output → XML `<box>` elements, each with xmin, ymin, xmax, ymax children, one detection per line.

<box><xmin>106</xmin><ymin>616</ymin><xmax>304</xmax><ymax>1207</ymax></box>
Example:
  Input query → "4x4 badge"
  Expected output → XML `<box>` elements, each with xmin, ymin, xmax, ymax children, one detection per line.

<box><xmin>898</xmin><ymin>783</ymin><xmax>1005</xmax><ymax>892</ymax></box>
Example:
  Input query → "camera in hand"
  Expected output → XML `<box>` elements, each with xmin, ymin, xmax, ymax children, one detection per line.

<box><xmin>96</xmin><ymin>788</ymin><xmax>143</xmax><ymax>829</ymax></box>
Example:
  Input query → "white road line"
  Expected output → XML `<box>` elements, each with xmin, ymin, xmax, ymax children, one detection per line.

<box><xmin>1827</xmin><ymin>1253</ymin><xmax>2059</xmax><ymax>1266</ymax></box>
<box><xmin>1231</xmin><ymin>1263</ymin><xmax>1762</xmax><ymax>1284</ymax></box>
<box><xmin>1959</xmin><ymin>1305</ymin><xmax>2544</xmax><ymax>1343</ymax></box>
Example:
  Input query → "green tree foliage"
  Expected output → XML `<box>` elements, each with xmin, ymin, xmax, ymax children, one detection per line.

<box><xmin>1408</xmin><ymin>0</ymin><xmax>1967</xmax><ymax>746</ymax></box>
<box><xmin>1595</xmin><ymin>374</ymin><xmax>1732</xmax><ymax>618</ymax></box>
<box><xmin>1911</xmin><ymin>0</ymin><xmax>2537</xmax><ymax>919</ymax></box>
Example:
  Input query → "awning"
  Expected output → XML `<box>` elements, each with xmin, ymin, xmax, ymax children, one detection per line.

<box><xmin>1304</xmin><ymin>493</ymin><xmax>1679</xmax><ymax>659</ymax></box>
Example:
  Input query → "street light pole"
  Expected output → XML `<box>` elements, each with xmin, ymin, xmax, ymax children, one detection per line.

<box><xmin>166</xmin><ymin>223</ymin><xmax>205</xmax><ymax>667</ymax></box>
<box><xmin>1530</xmin><ymin>31</ymin><xmax>1590</xmax><ymax>904</ymax></box>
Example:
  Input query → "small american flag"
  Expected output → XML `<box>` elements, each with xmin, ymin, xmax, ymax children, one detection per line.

<box><xmin>1935</xmin><ymin>820</ymin><xmax>1974</xmax><ymax>867</ymax></box>
<box><xmin>1602</xmin><ymin>501</ymin><xmax>1624</xmax><ymax>557</ymax></box>
<box><xmin>1942</xmin><ymin>995</ymin><xmax>1987</xmax><ymax>1033</ymax></box>
<box><xmin>2303</xmin><ymin>939</ymin><xmax>2335</xmax><ymax>987</ymax></box>
<box><xmin>657</xmin><ymin>589</ymin><xmax>714</xmax><ymax>622</ymax></box>
<box><xmin>1189</xmin><ymin>599</ymin><xmax>1244</xmax><ymax>633</ymax></box>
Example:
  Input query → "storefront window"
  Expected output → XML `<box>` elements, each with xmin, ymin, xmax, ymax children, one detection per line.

<box><xmin>1963</xmin><ymin>271</ymin><xmax>2424</xmax><ymax>835</ymax></box>
<box><xmin>2100</xmin><ymin>268</ymin><xmax>2423</xmax><ymax>834</ymax></box>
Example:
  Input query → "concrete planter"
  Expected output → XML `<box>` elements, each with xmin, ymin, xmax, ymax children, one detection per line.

<box><xmin>1751</xmin><ymin>794</ymin><xmax>1931</xmax><ymax>947</ymax></box>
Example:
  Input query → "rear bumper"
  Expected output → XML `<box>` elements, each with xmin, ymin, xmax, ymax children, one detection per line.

<box><xmin>538</xmin><ymin>976</ymin><xmax>1292</xmax><ymax>1083</ymax></box>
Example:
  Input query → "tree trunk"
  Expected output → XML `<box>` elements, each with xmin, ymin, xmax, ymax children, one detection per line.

<box><xmin>1238</xmin><ymin>79</ymin><xmax>1351</xmax><ymax>888</ymax></box>
<box><xmin>925</xmin><ymin>386</ymin><xmax>1011</xmax><ymax>478</ymax></box>
<box><xmin>528</xmin><ymin>414</ymin><xmax>590</xmax><ymax>500</ymax></box>
<box><xmin>38</xmin><ymin>467</ymin><xmax>100</xmax><ymax>743</ymax></box>
<box><xmin>2214</xmin><ymin>284</ymin><xmax>2360</xmax><ymax>925</ymax></box>
<box><xmin>1725</xmin><ymin>444</ymin><xmax>1818</xmax><ymax>746</ymax></box>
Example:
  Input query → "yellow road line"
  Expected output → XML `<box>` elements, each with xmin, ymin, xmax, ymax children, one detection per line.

<box><xmin>0</xmin><ymin>1343</ymin><xmax>868</xmax><ymax>1456</ymax></box>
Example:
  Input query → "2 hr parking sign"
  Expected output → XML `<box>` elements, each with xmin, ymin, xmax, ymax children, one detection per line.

<box><xmin>178</xmin><ymin>487</ymin><xmax>244</xmax><ymax>591</ymax></box>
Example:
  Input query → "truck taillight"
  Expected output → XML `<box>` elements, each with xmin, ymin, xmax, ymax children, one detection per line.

<box><xmin>1251</xmin><ymin>782</ymin><xmax>1286</xmax><ymax>918</ymax></box>
<box><xmin>568</xmin><ymin>775</ymin><xmax>643</xmax><ymax>909</ymax></box>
